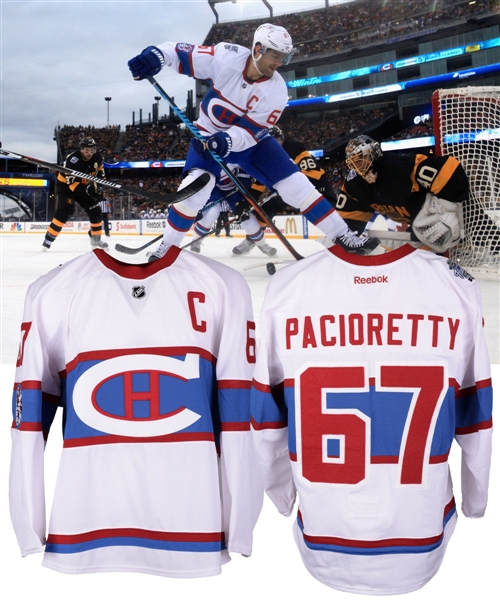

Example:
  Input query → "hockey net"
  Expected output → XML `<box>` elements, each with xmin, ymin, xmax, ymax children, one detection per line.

<box><xmin>432</xmin><ymin>86</ymin><xmax>500</xmax><ymax>280</ymax></box>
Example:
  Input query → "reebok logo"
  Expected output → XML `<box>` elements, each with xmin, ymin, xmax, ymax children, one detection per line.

<box><xmin>354</xmin><ymin>275</ymin><xmax>388</xmax><ymax>284</ymax></box>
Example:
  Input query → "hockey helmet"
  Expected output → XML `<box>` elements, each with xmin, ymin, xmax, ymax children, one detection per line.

<box><xmin>269</xmin><ymin>125</ymin><xmax>284</xmax><ymax>140</ymax></box>
<box><xmin>80</xmin><ymin>137</ymin><xmax>97</xmax><ymax>149</ymax></box>
<box><xmin>345</xmin><ymin>135</ymin><xmax>382</xmax><ymax>183</ymax></box>
<box><xmin>253</xmin><ymin>24</ymin><xmax>294</xmax><ymax>65</ymax></box>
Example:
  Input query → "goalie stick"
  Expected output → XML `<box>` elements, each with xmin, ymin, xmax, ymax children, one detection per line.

<box><xmin>367</xmin><ymin>230</ymin><xmax>412</xmax><ymax>241</ymax></box>
<box><xmin>0</xmin><ymin>144</ymin><xmax>210</xmax><ymax>205</ymax></box>
<box><xmin>147</xmin><ymin>77</ymin><xmax>304</xmax><ymax>262</ymax></box>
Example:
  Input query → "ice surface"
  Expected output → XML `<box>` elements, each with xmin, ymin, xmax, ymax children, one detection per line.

<box><xmin>1</xmin><ymin>232</ymin><xmax>498</xmax><ymax>363</ymax></box>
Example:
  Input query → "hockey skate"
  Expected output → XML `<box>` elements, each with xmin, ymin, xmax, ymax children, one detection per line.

<box><xmin>42</xmin><ymin>239</ymin><xmax>52</xmax><ymax>251</ymax></box>
<box><xmin>90</xmin><ymin>235</ymin><xmax>109</xmax><ymax>249</ymax></box>
<box><xmin>256</xmin><ymin>242</ymin><xmax>277</xmax><ymax>257</ymax></box>
<box><xmin>334</xmin><ymin>230</ymin><xmax>381</xmax><ymax>255</ymax></box>
<box><xmin>148</xmin><ymin>240</ymin><xmax>170</xmax><ymax>263</ymax></box>
<box><xmin>189</xmin><ymin>238</ymin><xmax>203</xmax><ymax>253</ymax></box>
<box><xmin>232</xmin><ymin>237</ymin><xmax>255</xmax><ymax>256</ymax></box>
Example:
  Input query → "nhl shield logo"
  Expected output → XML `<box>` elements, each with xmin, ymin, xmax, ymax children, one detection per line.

<box><xmin>132</xmin><ymin>285</ymin><xmax>146</xmax><ymax>299</ymax></box>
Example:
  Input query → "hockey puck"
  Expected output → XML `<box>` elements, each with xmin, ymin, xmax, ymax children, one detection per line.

<box><xmin>266</xmin><ymin>263</ymin><xmax>276</xmax><ymax>276</ymax></box>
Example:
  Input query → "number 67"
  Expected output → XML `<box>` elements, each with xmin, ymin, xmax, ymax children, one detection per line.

<box><xmin>297</xmin><ymin>364</ymin><xmax>446</xmax><ymax>486</ymax></box>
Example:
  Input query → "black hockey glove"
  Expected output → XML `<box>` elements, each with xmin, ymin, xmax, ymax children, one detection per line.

<box><xmin>86</xmin><ymin>184</ymin><xmax>104</xmax><ymax>200</ymax></box>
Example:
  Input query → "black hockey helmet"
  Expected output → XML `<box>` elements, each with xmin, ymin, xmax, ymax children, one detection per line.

<box><xmin>80</xmin><ymin>137</ymin><xmax>97</xmax><ymax>149</ymax></box>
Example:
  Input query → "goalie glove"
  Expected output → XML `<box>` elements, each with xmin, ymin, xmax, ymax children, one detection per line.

<box><xmin>412</xmin><ymin>193</ymin><xmax>463</xmax><ymax>252</ymax></box>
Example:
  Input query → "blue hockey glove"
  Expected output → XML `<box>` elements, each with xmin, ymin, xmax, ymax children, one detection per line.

<box><xmin>192</xmin><ymin>132</ymin><xmax>232</xmax><ymax>160</ymax></box>
<box><xmin>128</xmin><ymin>46</ymin><xmax>165</xmax><ymax>80</ymax></box>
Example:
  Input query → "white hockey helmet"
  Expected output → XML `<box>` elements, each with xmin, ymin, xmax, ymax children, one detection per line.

<box><xmin>345</xmin><ymin>135</ymin><xmax>383</xmax><ymax>183</ymax></box>
<box><xmin>253</xmin><ymin>23</ymin><xmax>294</xmax><ymax>65</ymax></box>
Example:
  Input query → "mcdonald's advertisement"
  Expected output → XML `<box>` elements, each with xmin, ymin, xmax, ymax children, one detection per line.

<box><xmin>272</xmin><ymin>215</ymin><xmax>324</xmax><ymax>239</ymax></box>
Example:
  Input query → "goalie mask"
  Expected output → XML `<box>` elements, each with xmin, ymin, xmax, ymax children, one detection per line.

<box><xmin>253</xmin><ymin>24</ymin><xmax>294</xmax><ymax>66</ymax></box>
<box><xmin>345</xmin><ymin>135</ymin><xmax>383</xmax><ymax>184</ymax></box>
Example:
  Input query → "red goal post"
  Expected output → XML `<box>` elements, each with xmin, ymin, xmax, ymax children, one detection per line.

<box><xmin>432</xmin><ymin>86</ymin><xmax>500</xmax><ymax>280</ymax></box>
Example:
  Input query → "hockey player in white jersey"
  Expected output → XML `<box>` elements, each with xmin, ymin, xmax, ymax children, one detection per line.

<box><xmin>190</xmin><ymin>165</ymin><xmax>277</xmax><ymax>257</ymax></box>
<box><xmin>251</xmin><ymin>245</ymin><xmax>492</xmax><ymax>595</ymax></box>
<box><xmin>128</xmin><ymin>24</ymin><xmax>380</xmax><ymax>260</ymax></box>
<box><xmin>10</xmin><ymin>248</ymin><xmax>263</xmax><ymax>577</ymax></box>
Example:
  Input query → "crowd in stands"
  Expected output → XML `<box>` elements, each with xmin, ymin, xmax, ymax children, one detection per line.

<box><xmin>387</xmin><ymin>120</ymin><xmax>434</xmax><ymax>141</ymax></box>
<box><xmin>119</xmin><ymin>122</ymin><xmax>184</xmax><ymax>161</ymax></box>
<box><xmin>57</xmin><ymin>103</ymin><xmax>397</xmax><ymax>168</ymax></box>
<box><xmin>104</xmin><ymin>172</ymin><xmax>182</xmax><ymax>219</ymax></box>
<box><xmin>278</xmin><ymin>104</ymin><xmax>397</xmax><ymax>150</ymax></box>
<box><xmin>54</xmin><ymin>97</ymin><xmax>425</xmax><ymax>220</ymax></box>
<box><xmin>53</xmin><ymin>0</ymin><xmax>494</xmax><ymax>222</ymax></box>
<box><xmin>203</xmin><ymin>0</ymin><xmax>495</xmax><ymax>58</ymax></box>
<box><xmin>57</xmin><ymin>124</ymin><xmax>121</xmax><ymax>161</ymax></box>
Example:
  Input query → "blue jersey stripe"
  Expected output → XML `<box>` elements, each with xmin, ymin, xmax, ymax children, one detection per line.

<box><xmin>297</xmin><ymin>501</ymin><xmax>456</xmax><ymax>556</ymax></box>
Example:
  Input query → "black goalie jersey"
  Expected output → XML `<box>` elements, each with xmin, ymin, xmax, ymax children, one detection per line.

<box><xmin>336</xmin><ymin>152</ymin><xmax>469</xmax><ymax>235</ymax></box>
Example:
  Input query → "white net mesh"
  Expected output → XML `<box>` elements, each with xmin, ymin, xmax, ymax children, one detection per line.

<box><xmin>432</xmin><ymin>86</ymin><xmax>500</xmax><ymax>279</ymax></box>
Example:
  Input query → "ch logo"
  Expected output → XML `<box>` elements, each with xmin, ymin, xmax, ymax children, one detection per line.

<box><xmin>208</xmin><ymin>99</ymin><xmax>244</xmax><ymax>127</ymax></box>
<box><xmin>73</xmin><ymin>354</ymin><xmax>201</xmax><ymax>436</ymax></box>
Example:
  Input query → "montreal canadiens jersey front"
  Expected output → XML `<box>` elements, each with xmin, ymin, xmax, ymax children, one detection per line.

<box><xmin>10</xmin><ymin>247</ymin><xmax>262</xmax><ymax>577</ymax></box>
<box><xmin>251</xmin><ymin>244</ymin><xmax>492</xmax><ymax>595</ymax></box>
<box><xmin>156</xmin><ymin>41</ymin><xmax>289</xmax><ymax>152</ymax></box>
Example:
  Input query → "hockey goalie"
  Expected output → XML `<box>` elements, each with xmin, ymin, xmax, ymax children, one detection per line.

<box><xmin>336</xmin><ymin>135</ymin><xmax>470</xmax><ymax>253</ymax></box>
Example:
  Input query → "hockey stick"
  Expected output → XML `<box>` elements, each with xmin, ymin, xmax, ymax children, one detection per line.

<box><xmin>0</xmin><ymin>144</ymin><xmax>210</xmax><ymax>205</ymax></box>
<box><xmin>115</xmin><ymin>234</ymin><xmax>163</xmax><ymax>255</ymax></box>
<box><xmin>367</xmin><ymin>230</ymin><xmax>411</xmax><ymax>241</ymax></box>
<box><xmin>182</xmin><ymin>192</ymin><xmax>279</xmax><ymax>249</ymax></box>
<box><xmin>117</xmin><ymin>191</ymin><xmax>277</xmax><ymax>256</ymax></box>
<box><xmin>147</xmin><ymin>77</ymin><xmax>304</xmax><ymax>261</ymax></box>
<box><xmin>114</xmin><ymin>191</ymin><xmax>236</xmax><ymax>255</ymax></box>
<box><xmin>180</xmin><ymin>213</ymin><xmax>242</xmax><ymax>251</ymax></box>
<box><xmin>179</xmin><ymin>193</ymin><xmax>279</xmax><ymax>258</ymax></box>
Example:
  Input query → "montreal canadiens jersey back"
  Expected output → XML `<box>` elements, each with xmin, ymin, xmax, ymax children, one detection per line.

<box><xmin>251</xmin><ymin>244</ymin><xmax>492</xmax><ymax>595</ymax></box>
<box><xmin>10</xmin><ymin>247</ymin><xmax>262</xmax><ymax>577</ymax></box>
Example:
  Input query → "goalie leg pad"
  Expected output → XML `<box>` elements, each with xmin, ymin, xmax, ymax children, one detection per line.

<box><xmin>413</xmin><ymin>194</ymin><xmax>462</xmax><ymax>252</ymax></box>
